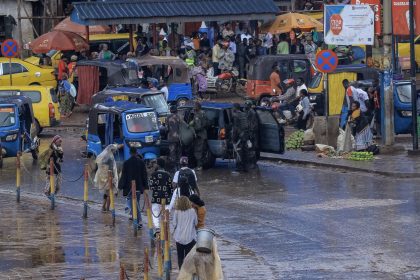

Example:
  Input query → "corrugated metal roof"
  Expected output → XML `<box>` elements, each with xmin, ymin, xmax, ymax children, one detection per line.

<box><xmin>71</xmin><ymin>0</ymin><xmax>279</xmax><ymax>25</ymax></box>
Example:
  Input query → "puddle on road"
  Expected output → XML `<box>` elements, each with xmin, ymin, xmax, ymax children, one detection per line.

<box><xmin>296</xmin><ymin>198</ymin><xmax>409</xmax><ymax>211</ymax></box>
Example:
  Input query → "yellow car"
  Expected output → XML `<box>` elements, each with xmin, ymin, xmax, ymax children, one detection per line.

<box><xmin>0</xmin><ymin>58</ymin><xmax>57</xmax><ymax>88</ymax></box>
<box><xmin>0</xmin><ymin>86</ymin><xmax>60</xmax><ymax>134</ymax></box>
<box><xmin>25</xmin><ymin>33</ymin><xmax>138</xmax><ymax>68</ymax></box>
<box><xmin>398</xmin><ymin>35</ymin><xmax>420</xmax><ymax>69</ymax></box>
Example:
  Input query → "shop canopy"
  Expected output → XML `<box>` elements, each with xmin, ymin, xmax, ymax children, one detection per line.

<box><xmin>70</xmin><ymin>0</ymin><xmax>279</xmax><ymax>25</ymax></box>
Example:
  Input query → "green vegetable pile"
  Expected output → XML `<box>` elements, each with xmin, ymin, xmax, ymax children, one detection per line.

<box><xmin>347</xmin><ymin>151</ymin><xmax>374</xmax><ymax>161</ymax></box>
<box><xmin>285</xmin><ymin>130</ymin><xmax>304</xmax><ymax>150</ymax></box>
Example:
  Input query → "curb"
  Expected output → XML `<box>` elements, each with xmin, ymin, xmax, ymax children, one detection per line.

<box><xmin>261</xmin><ymin>153</ymin><xmax>420</xmax><ymax>179</ymax></box>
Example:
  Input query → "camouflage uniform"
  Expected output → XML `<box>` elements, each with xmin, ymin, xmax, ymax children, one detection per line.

<box><xmin>167</xmin><ymin>113</ymin><xmax>181</xmax><ymax>171</ymax></box>
<box><xmin>232</xmin><ymin>109</ymin><xmax>250</xmax><ymax>172</ymax></box>
<box><xmin>245</xmin><ymin>107</ymin><xmax>259</xmax><ymax>165</ymax></box>
<box><xmin>189</xmin><ymin>109</ymin><xmax>208</xmax><ymax>169</ymax></box>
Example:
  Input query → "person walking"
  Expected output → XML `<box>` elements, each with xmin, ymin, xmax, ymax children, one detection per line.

<box><xmin>94</xmin><ymin>144</ymin><xmax>119</xmax><ymax>212</ymax></box>
<box><xmin>189</xmin><ymin>194</ymin><xmax>206</xmax><ymax>229</ymax></box>
<box><xmin>189</xmin><ymin>102</ymin><xmax>208</xmax><ymax>171</ymax></box>
<box><xmin>172</xmin><ymin>196</ymin><xmax>198</xmax><ymax>269</ymax></box>
<box><xmin>167</xmin><ymin>105</ymin><xmax>182</xmax><ymax>172</ymax></box>
<box><xmin>43</xmin><ymin>135</ymin><xmax>63</xmax><ymax>197</ymax></box>
<box><xmin>58</xmin><ymin>74</ymin><xmax>73</xmax><ymax>118</ymax></box>
<box><xmin>244</xmin><ymin>100</ymin><xmax>259</xmax><ymax>168</ymax></box>
<box><xmin>232</xmin><ymin>103</ymin><xmax>250</xmax><ymax>172</ymax></box>
<box><xmin>168</xmin><ymin>157</ymin><xmax>200</xmax><ymax>212</ymax></box>
<box><xmin>149</xmin><ymin>158</ymin><xmax>173</xmax><ymax>235</ymax></box>
<box><xmin>118</xmin><ymin>147</ymin><xmax>148</xmax><ymax>227</ymax></box>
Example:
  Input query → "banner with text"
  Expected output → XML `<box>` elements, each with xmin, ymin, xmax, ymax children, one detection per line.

<box><xmin>324</xmin><ymin>5</ymin><xmax>375</xmax><ymax>45</ymax></box>
<box><xmin>351</xmin><ymin>0</ymin><xmax>381</xmax><ymax>35</ymax></box>
<box><xmin>392</xmin><ymin>0</ymin><xmax>420</xmax><ymax>35</ymax></box>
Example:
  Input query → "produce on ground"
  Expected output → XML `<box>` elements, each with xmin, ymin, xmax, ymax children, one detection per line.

<box><xmin>286</xmin><ymin>130</ymin><xmax>304</xmax><ymax>150</ymax></box>
<box><xmin>346</xmin><ymin>151</ymin><xmax>374</xmax><ymax>161</ymax></box>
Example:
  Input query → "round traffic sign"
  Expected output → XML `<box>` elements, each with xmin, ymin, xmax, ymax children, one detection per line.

<box><xmin>315</xmin><ymin>50</ymin><xmax>338</xmax><ymax>73</ymax></box>
<box><xmin>1</xmin><ymin>39</ymin><xmax>19</xmax><ymax>58</ymax></box>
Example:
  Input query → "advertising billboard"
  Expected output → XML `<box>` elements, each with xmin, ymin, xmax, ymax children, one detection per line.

<box><xmin>392</xmin><ymin>0</ymin><xmax>420</xmax><ymax>35</ymax></box>
<box><xmin>351</xmin><ymin>0</ymin><xmax>381</xmax><ymax>35</ymax></box>
<box><xmin>324</xmin><ymin>5</ymin><xmax>375</xmax><ymax>45</ymax></box>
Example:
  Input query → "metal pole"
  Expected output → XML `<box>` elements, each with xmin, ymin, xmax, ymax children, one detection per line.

<box><xmin>83</xmin><ymin>164</ymin><xmax>88</xmax><ymax>219</ymax></box>
<box><xmin>16</xmin><ymin>152</ymin><xmax>21</xmax><ymax>203</ymax></box>
<box><xmin>9</xmin><ymin>58</ymin><xmax>12</xmax><ymax>86</ymax></box>
<box><xmin>408</xmin><ymin>0</ymin><xmax>418</xmax><ymax>150</ymax></box>
<box><xmin>17</xmin><ymin>0</ymin><xmax>24</xmax><ymax>59</ymax></box>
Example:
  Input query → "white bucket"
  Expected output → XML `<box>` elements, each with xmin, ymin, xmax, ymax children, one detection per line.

<box><xmin>196</xmin><ymin>228</ymin><xmax>215</xmax><ymax>253</ymax></box>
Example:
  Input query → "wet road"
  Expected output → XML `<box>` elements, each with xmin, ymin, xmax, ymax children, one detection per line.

<box><xmin>0</xmin><ymin>130</ymin><xmax>419</xmax><ymax>279</ymax></box>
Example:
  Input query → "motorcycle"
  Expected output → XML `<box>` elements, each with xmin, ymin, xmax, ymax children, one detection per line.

<box><xmin>206</xmin><ymin>67</ymin><xmax>240</xmax><ymax>95</ymax></box>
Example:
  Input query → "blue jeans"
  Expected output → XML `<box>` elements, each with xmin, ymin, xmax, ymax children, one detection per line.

<box><xmin>127</xmin><ymin>191</ymin><xmax>142</xmax><ymax>222</ymax></box>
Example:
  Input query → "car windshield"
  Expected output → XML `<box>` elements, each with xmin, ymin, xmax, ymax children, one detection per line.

<box><xmin>397</xmin><ymin>84</ymin><xmax>411</xmax><ymax>103</ymax></box>
<box><xmin>125</xmin><ymin>111</ymin><xmax>158</xmax><ymax>133</ymax></box>
<box><xmin>309</xmin><ymin>72</ymin><xmax>322</xmax><ymax>88</ymax></box>
<box><xmin>0</xmin><ymin>107</ymin><xmax>16</xmax><ymax>127</ymax></box>
<box><xmin>143</xmin><ymin>94</ymin><xmax>169</xmax><ymax>114</ymax></box>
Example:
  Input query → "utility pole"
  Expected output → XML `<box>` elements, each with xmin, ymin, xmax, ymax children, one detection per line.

<box><xmin>382</xmin><ymin>0</ymin><xmax>395</xmax><ymax>146</ymax></box>
<box><xmin>408</xmin><ymin>0</ymin><xmax>418</xmax><ymax>151</ymax></box>
<box><xmin>17</xmin><ymin>0</ymin><xmax>24</xmax><ymax>58</ymax></box>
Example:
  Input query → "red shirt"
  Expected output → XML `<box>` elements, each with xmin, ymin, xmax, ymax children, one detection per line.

<box><xmin>57</xmin><ymin>60</ymin><xmax>67</xmax><ymax>80</ymax></box>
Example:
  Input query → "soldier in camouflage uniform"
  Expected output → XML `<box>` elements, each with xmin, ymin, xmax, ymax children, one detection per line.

<box><xmin>232</xmin><ymin>103</ymin><xmax>249</xmax><ymax>172</ymax></box>
<box><xmin>189</xmin><ymin>102</ymin><xmax>208</xmax><ymax>170</ymax></box>
<box><xmin>244</xmin><ymin>100</ymin><xmax>259</xmax><ymax>168</ymax></box>
<box><xmin>167</xmin><ymin>105</ymin><xmax>181</xmax><ymax>173</ymax></box>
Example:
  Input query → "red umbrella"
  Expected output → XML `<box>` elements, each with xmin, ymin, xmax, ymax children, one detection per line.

<box><xmin>30</xmin><ymin>30</ymin><xmax>89</xmax><ymax>54</ymax></box>
<box><xmin>54</xmin><ymin>17</ymin><xmax>111</xmax><ymax>37</ymax></box>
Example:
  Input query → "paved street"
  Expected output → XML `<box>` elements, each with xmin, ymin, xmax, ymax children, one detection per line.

<box><xmin>0</xmin><ymin>130</ymin><xmax>419</xmax><ymax>279</ymax></box>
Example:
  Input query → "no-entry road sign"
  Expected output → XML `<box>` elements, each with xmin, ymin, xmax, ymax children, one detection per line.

<box><xmin>1</xmin><ymin>39</ymin><xmax>19</xmax><ymax>58</ymax></box>
<box><xmin>315</xmin><ymin>50</ymin><xmax>338</xmax><ymax>73</ymax></box>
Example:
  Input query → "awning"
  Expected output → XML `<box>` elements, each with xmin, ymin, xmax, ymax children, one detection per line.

<box><xmin>70</xmin><ymin>0</ymin><xmax>279</xmax><ymax>25</ymax></box>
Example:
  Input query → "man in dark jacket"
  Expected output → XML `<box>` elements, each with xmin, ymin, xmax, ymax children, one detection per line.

<box><xmin>118</xmin><ymin>147</ymin><xmax>148</xmax><ymax>226</ymax></box>
<box><xmin>244</xmin><ymin>100</ymin><xmax>259</xmax><ymax>168</ymax></box>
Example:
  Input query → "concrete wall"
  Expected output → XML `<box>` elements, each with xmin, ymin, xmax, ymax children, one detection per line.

<box><xmin>0</xmin><ymin>0</ymin><xmax>34</xmax><ymax>43</ymax></box>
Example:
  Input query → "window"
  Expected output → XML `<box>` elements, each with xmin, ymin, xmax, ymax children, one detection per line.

<box><xmin>0</xmin><ymin>90</ymin><xmax>41</xmax><ymax>103</ymax></box>
<box><xmin>143</xmin><ymin>94</ymin><xmax>169</xmax><ymax>114</ymax></box>
<box><xmin>292</xmin><ymin>60</ymin><xmax>307</xmax><ymax>73</ymax></box>
<box><xmin>397</xmin><ymin>84</ymin><xmax>411</xmax><ymax>103</ymax></box>
<box><xmin>125</xmin><ymin>112</ymin><xmax>158</xmax><ymax>133</ymax></box>
<box><xmin>309</xmin><ymin>72</ymin><xmax>322</xmax><ymax>88</ymax></box>
<box><xmin>21</xmin><ymin>91</ymin><xmax>41</xmax><ymax>103</ymax></box>
<box><xmin>2</xmin><ymin>63</ymin><xmax>28</xmax><ymax>75</ymax></box>
<box><xmin>276</xmin><ymin>61</ymin><xmax>289</xmax><ymax>74</ymax></box>
<box><xmin>0</xmin><ymin>107</ymin><xmax>16</xmax><ymax>127</ymax></box>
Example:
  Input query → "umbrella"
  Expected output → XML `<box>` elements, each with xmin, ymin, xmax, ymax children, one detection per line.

<box><xmin>30</xmin><ymin>30</ymin><xmax>89</xmax><ymax>54</ymax></box>
<box><xmin>261</xmin><ymin>12</ymin><xmax>324</xmax><ymax>34</ymax></box>
<box><xmin>54</xmin><ymin>17</ymin><xmax>111</xmax><ymax>37</ymax></box>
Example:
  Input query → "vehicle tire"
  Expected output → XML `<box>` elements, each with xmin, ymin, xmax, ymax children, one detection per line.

<box><xmin>0</xmin><ymin>157</ymin><xmax>3</xmax><ymax>169</ymax></box>
<box><xmin>202</xmin><ymin>148</ymin><xmax>216</xmax><ymax>169</ymax></box>
<box><xmin>177</xmin><ymin>98</ymin><xmax>188</xmax><ymax>107</ymax></box>
<box><xmin>255</xmin><ymin>149</ymin><xmax>261</xmax><ymax>161</ymax></box>
<box><xmin>259</xmin><ymin>96</ymin><xmax>271</xmax><ymax>106</ymax></box>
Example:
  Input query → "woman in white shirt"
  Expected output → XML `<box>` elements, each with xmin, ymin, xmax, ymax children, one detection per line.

<box><xmin>172</xmin><ymin>196</ymin><xmax>198</xmax><ymax>269</ymax></box>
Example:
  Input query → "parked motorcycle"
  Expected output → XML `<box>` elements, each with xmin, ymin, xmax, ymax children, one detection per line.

<box><xmin>206</xmin><ymin>67</ymin><xmax>241</xmax><ymax>95</ymax></box>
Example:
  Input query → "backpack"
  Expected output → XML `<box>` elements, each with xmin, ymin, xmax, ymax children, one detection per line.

<box><xmin>178</xmin><ymin>168</ymin><xmax>197</xmax><ymax>197</ymax></box>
